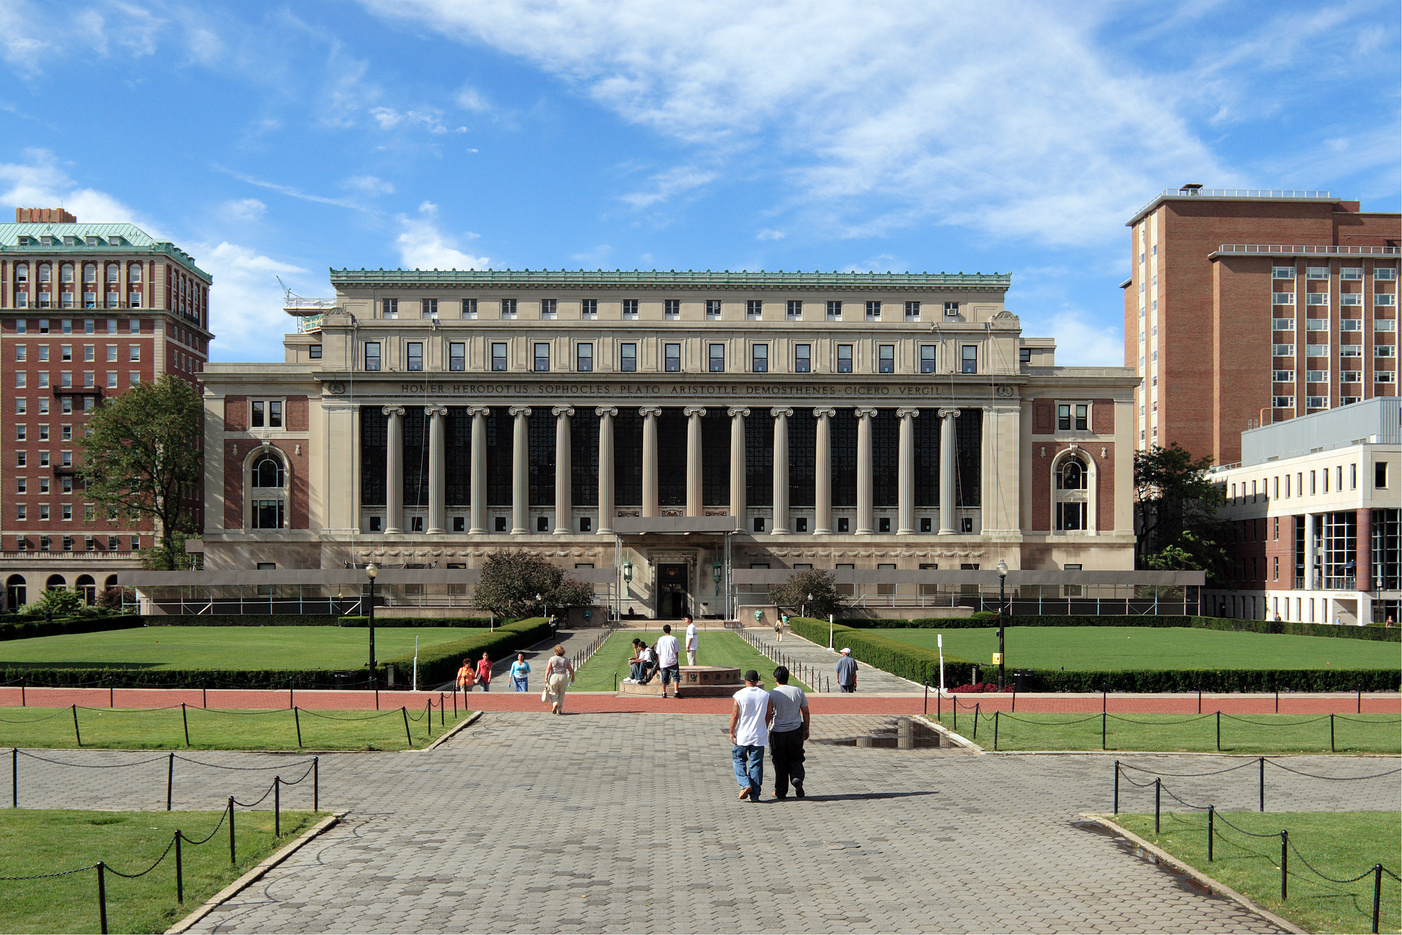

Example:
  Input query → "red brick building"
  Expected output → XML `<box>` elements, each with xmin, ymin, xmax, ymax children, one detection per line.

<box><xmin>0</xmin><ymin>209</ymin><xmax>212</xmax><ymax>609</ymax></box>
<box><xmin>1123</xmin><ymin>187</ymin><xmax>1399</xmax><ymax>465</ymax></box>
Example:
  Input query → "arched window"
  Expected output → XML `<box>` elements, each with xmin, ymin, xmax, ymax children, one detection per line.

<box><xmin>105</xmin><ymin>263</ymin><xmax>119</xmax><ymax>283</ymax></box>
<box><xmin>14</xmin><ymin>262</ymin><xmax>28</xmax><ymax>283</ymax></box>
<box><xmin>83</xmin><ymin>263</ymin><xmax>97</xmax><ymax>283</ymax></box>
<box><xmin>252</xmin><ymin>452</ymin><xmax>285</xmax><ymax>488</ymax></box>
<box><xmin>249</xmin><ymin>450</ymin><xmax>287</xmax><ymax>530</ymax></box>
<box><xmin>60</xmin><ymin>263</ymin><xmax>74</xmax><ymax>283</ymax></box>
<box><xmin>5</xmin><ymin>575</ymin><xmax>26</xmax><ymax>610</ymax></box>
<box><xmin>1057</xmin><ymin>456</ymin><xmax>1087</xmax><ymax>490</ymax></box>
<box><xmin>45</xmin><ymin>574</ymin><xmax>67</xmax><ymax>591</ymax></box>
<box><xmin>75</xmin><ymin>574</ymin><xmax>96</xmax><ymax>604</ymax></box>
<box><xmin>128</xmin><ymin>263</ymin><xmax>142</xmax><ymax>283</ymax></box>
<box><xmin>1053</xmin><ymin>451</ymin><xmax>1093</xmax><ymax>532</ymax></box>
<box><xmin>37</xmin><ymin>263</ymin><xmax>51</xmax><ymax>283</ymax></box>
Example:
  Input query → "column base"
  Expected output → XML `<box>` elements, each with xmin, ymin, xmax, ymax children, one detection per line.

<box><xmin>552</xmin><ymin>527</ymin><xmax>570</xmax><ymax>535</ymax></box>
<box><xmin>468</xmin><ymin>526</ymin><xmax>485</xmax><ymax>535</ymax></box>
<box><xmin>937</xmin><ymin>529</ymin><xmax>956</xmax><ymax>536</ymax></box>
<box><xmin>771</xmin><ymin>528</ymin><xmax>790</xmax><ymax>536</ymax></box>
<box><xmin>896</xmin><ymin>528</ymin><xmax>915</xmax><ymax>535</ymax></box>
<box><xmin>385</xmin><ymin>527</ymin><xmax>403</xmax><ymax>535</ymax></box>
<box><xmin>426</xmin><ymin>526</ymin><xmax>444</xmax><ymax>535</ymax></box>
<box><xmin>813</xmin><ymin>527</ymin><xmax>831</xmax><ymax>535</ymax></box>
<box><xmin>855</xmin><ymin>528</ymin><xmax>872</xmax><ymax>536</ymax></box>
<box><xmin>510</xmin><ymin>527</ymin><xmax>528</xmax><ymax>535</ymax></box>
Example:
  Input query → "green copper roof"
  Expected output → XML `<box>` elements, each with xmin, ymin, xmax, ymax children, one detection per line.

<box><xmin>329</xmin><ymin>268</ymin><xmax>1011</xmax><ymax>291</ymax></box>
<box><xmin>0</xmin><ymin>222</ymin><xmax>210</xmax><ymax>280</ymax></box>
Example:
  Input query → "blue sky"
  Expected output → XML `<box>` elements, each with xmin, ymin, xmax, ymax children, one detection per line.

<box><xmin>2</xmin><ymin>0</ymin><xmax>1398</xmax><ymax>364</ymax></box>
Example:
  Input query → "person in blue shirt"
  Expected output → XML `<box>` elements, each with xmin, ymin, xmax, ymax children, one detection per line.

<box><xmin>509</xmin><ymin>653</ymin><xmax>531</xmax><ymax>692</ymax></box>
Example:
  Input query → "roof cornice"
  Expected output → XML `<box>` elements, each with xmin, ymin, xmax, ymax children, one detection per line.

<box><xmin>328</xmin><ymin>268</ymin><xmax>1012</xmax><ymax>292</ymax></box>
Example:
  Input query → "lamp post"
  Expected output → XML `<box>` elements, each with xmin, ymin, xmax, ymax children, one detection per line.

<box><xmin>712</xmin><ymin>560</ymin><xmax>722</xmax><ymax>598</ymax></box>
<box><xmin>365</xmin><ymin>563</ymin><xmax>379</xmax><ymax>690</ymax></box>
<box><xmin>621</xmin><ymin>560</ymin><xmax>633</xmax><ymax>618</ymax></box>
<box><xmin>803</xmin><ymin>591</ymin><xmax>813</xmax><ymax>619</ymax></box>
<box><xmin>996</xmin><ymin>558</ymin><xmax>1008</xmax><ymax>691</ymax></box>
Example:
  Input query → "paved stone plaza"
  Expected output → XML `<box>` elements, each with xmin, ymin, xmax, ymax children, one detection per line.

<box><xmin>18</xmin><ymin>712</ymin><xmax>1399</xmax><ymax>934</ymax></box>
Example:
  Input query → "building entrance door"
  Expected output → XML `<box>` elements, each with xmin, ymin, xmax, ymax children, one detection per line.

<box><xmin>658</xmin><ymin>563</ymin><xmax>688</xmax><ymax>618</ymax></box>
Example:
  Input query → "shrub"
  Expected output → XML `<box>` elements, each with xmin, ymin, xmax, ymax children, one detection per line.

<box><xmin>0</xmin><ymin>615</ymin><xmax>142</xmax><ymax>643</ymax></box>
<box><xmin>23</xmin><ymin>589</ymin><xmax>85</xmax><ymax>618</ymax></box>
<box><xmin>786</xmin><ymin>616</ymin><xmax>976</xmax><ymax>687</ymax></box>
<box><xmin>840</xmin><ymin>615</ymin><xmax>1400</xmax><ymax>643</ymax></box>
<box><xmin>142</xmin><ymin>614</ymin><xmax>493</xmax><ymax>628</ymax></box>
<box><xmin>379</xmin><ymin>618</ymin><xmax>553</xmax><ymax>687</ymax></box>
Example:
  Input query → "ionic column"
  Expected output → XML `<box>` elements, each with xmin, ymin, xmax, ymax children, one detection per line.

<box><xmin>813</xmin><ymin>407</ymin><xmax>835</xmax><ymax>535</ymax></box>
<box><xmin>685</xmin><ymin>406</ymin><xmax>706</xmax><ymax>517</ymax></box>
<box><xmin>468</xmin><ymin>407</ymin><xmax>488</xmax><ymax>534</ymax></box>
<box><xmin>771</xmin><ymin>407</ymin><xmax>793</xmax><ymax>535</ymax></box>
<box><xmin>510</xmin><ymin>406</ymin><xmax>531</xmax><ymax>535</ymax></box>
<box><xmin>596</xmin><ymin>407</ymin><xmax>618</xmax><ymax>535</ymax></box>
<box><xmin>855</xmin><ymin>407</ymin><xmax>876</xmax><ymax>535</ymax></box>
<box><xmin>382</xmin><ymin>406</ymin><xmax>405</xmax><ymax>533</ymax></box>
<box><xmin>728</xmin><ymin>407</ymin><xmax>749</xmax><ymax>531</ymax></box>
<box><xmin>553</xmin><ymin>406</ymin><xmax>574</xmax><ymax>534</ymax></box>
<box><xmin>896</xmin><ymin>407</ymin><xmax>918</xmax><ymax>535</ymax></box>
<box><xmin>425</xmin><ymin>405</ymin><xmax>448</xmax><ymax>535</ymax></box>
<box><xmin>938</xmin><ymin>407</ymin><xmax>960</xmax><ymax>535</ymax></box>
<box><xmin>640</xmin><ymin>406</ymin><xmax>662</xmax><ymax>518</ymax></box>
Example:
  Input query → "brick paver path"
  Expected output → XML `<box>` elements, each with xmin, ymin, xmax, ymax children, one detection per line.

<box><xmin>15</xmin><ymin>717</ymin><xmax>1398</xmax><ymax>933</ymax></box>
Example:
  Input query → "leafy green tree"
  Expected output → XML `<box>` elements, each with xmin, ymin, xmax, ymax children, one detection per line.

<box><xmin>473</xmin><ymin>550</ymin><xmax>595</xmax><ymax>619</ymax></box>
<box><xmin>1134</xmin><ymin>443</ymin><xmax>1227</xmax><ymax>583</ymax></box>
<box><xmin>24</xmin><ymin>587</ymin><xmax>84</xmax><ymax>617</ymax></box>
<box><xmin>768</xmin><ymin>569</ymin><xmax>844</xmax><ymax>619</ymax></box>
<box><xmin>79</xmin><ymin>375</ymin><xmax>203</xmax><ymax>569</ymax></box>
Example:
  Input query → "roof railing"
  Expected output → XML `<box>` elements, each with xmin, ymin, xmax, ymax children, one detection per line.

<box><xmin>1215</xmin><ymin>244</ymin><xmax>1399</xmax><ymax>257</ymax></box>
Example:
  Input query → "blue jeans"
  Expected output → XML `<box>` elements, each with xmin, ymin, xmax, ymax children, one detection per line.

<box><xmin>732</xmin><ymin>744</ymin><xmax>764</xmax><ymax>800</ymax></box>
<box><xmin>512</xmin><ymin>677</ymin><xmax>528</xmax><ymax>692</ymax></box>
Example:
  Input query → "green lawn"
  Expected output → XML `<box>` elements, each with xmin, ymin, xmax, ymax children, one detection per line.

<box><xmin>879</xmin><ymin>626</ymin><xmax>1400</xmax><ymax>671</ymax></box>
<box><xmin>0</xmin><ymin>626</ymin><xmax>487</xmax><ymax>671</ymax></box>
<box><xmin>1115</xmin><ymin>811</ymin><xmax>1400</xmax><ymax>935</ymax></box>
<box><xmin>0</xmin><ymin>705</ymin><xmax>472</xmax><ymax>751</ymax></box>
<box><xmin>573</xmin><ymin>630</ymin><xmax>815</xmax><ymax>693</ymax></box>
<box><xmin>928</xmin><ymin>710</ymin><xmax>1401</xmax><ymax>753</ymax></box>
<box><xmin>0</xmin><ymin>808</ymin><xmax>325</xmax><ymax>934</ymax></box>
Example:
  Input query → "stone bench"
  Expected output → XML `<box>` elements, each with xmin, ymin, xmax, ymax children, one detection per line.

<box><xmin>618</xmin><ymin>665</ymin><xmax>744</xmax><ymax>697</ymax></box>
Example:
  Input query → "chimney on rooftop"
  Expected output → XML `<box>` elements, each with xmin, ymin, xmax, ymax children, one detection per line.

<box><xmin>15</xmin><ymin>208</ymin><xmax>77</xmax><ymax>224</ymax></box>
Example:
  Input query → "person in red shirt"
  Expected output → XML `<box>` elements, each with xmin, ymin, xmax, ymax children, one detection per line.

<box><xmin>475</xmin><ymin>652</ymin><xmax>494</xmax><ymax>691</ymax></box>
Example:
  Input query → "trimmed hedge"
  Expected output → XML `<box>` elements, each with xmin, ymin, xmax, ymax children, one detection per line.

<box><xmin>0</xmin><ymin>615</ymin><xmax>143</xmax><ymax>642</ymax></box>
<box><xmin>787</xmin><ymin>617</ymin><xmax>977</xmax><ymax>687</ymax></box>
<box><xmin>142</xmin><ymin>614</ymin><xmax>495</xmax><ymax>628</ymax></box>
<box><xmin>842</xmin><ymin>615</ymin><xmax>1401</xmax><ymax>642</ymax></box>
<box><xmin>381</xmin><ymin>617</ymin><xmax>554</xmax><ymax>687</ymax></box>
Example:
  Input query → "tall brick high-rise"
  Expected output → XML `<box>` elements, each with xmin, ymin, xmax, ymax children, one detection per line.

<box><xmin>1123</xmin><ymin>186</ymin><xmax>1399</xmax><ymax>465</ymax></box>
<box><xmin>0</xmin><ymin>209</ymin><xmax>212</xmax><ymax>609</ymax></box>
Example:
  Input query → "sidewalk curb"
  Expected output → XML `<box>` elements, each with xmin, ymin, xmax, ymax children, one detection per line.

<box><xmin>418</xmin><ymin>709</ymin><xmax>482</xmax><ymax>752</ymax></box>
<box><xmin>165</xmin><ymin>810</ymin><xmax>345</xmax><ymax>934</ymax></box>
<box><xmin>917</xmin><ymin>714</ymin><xmax>983</xmax><ymax>753</ymax></box>
<box><xmin>1079</xmin><ymin>813</ymin><xmax>1308</xmax><ymax>935</ymax></box>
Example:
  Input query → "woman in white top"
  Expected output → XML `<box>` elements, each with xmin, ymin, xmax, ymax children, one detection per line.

<box><xmin>543</xmin><ymin>644</ymin><xmax>575</xmax><ymax>715</ymax></box>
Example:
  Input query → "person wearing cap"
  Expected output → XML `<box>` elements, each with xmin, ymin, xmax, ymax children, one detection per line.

<box><xmin>684</xmin><ymin>614</ymin><xmax>699</xmax><ymax>665</ymax></box>
<box><xmin>836</xmin><ymin>647</ymin><xmax>858</xmax><ymax>693</ymax></box>
<box><xmin>728</xmin><ymin>669</ymin><xmax>774</xmax><ymax>802</ymax></box>
<box><xmin>768</xmin><ymin>666</ymin><xmax>809</xmax><ymax>800</ymax></box>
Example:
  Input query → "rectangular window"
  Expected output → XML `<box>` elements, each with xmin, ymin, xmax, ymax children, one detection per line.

<box><xmin>865</xmin><ymin>300</ymin><xmax>881</xmax><ymax>321</ymax></box>
<box><xmin>501</xmin><ymin>298</ymin><xmax>517</xmax><ymax>319</ymax></box>
<box><xmin>1306</xmin><ymin>369</ymin><xmax>1327</xmax><ymax>382</ymax></box>
<box><xmin>1074</xmin><ymin>404</ymin><xmax>1088</xmax><ymax>431</ymax></box>
<box><xmin>463</xmin><ymin>298</ymin><xmax>478</xmax><ymax>319</ymax></box>
<box><xmin>960</xmin><ymin>345</ymin><xmax>977</xmax><ymax>373</ymax></box>
<box><xmin>449</xmin><ymin>342</ymin><xmax>465</xmax><ymax>371</ymax></box>
<box><xmin>1376</xmin><ymin>293</ymin><xmax>1397</xmax><ymax>306</ymax></box>
<box><xmin>1340</xmin><ymin>267</ymin><xmax>1363</xmax><ymax>281</ymax></box>
<box><xmin>878</xmin><ymin>344</ymin><xmax>894</xmax><ymax>373</ymax></box>
<box><xmin>826</xmin><ymin>300</ymin><xmax>842</xmax><ymax>320</ymax></box>
<box><xmin>751</xmin><ymin>344</ymin><xmax>768</xmax><ymax>373</ymax></box>
<box><xmin>1375</xmin><ymin>267</ymin><xmax>1398</xmax><ymax>280</ymax></box>
<box><xmin>664</xmin><ymin>299</ymin><xmax>680</xmax><ymax>320</ymax></box>
<box><xmin>576</xmin><ymin>343</ymin><xmax>593</xmax><ymax>372</ymax></box>
<box><xmin>664</xmin><ymin>343</ymin><xmax>681</xmax><ymax>372</ymax></box>
<box><xmin>421</xmin><ymin>298</ymin><xmax>438</xmax><ymax>319</ymax></box>
<box><xmin>837</xmin><ymin>344</ymin><xmax>853</xmax><ymax>373</ymax></box>
<box><xmin>1305</xmin><ymin>293</ymin><xmax>1328</xmax><ymax>306</ymax></box>
<box><xmin>1020</xmin><ymin>347</ymin><xmax>1032</xmax><ymax>364</ymax></box>
<box><xmin>620</xmin><ymin>343</ymin><xmax>637</xmax><ymax>372</ymax></box>
<box><xmin>622</xmin><ymin>299</ymin><xmax>638</xmax><ymax>320</ymax></box>
<box><xmin>491</xmin><ymin>342</ymin><xmax>507</xmax><ymax>371</ymax></box>
<box><xmin>794</xmin><ymin>344</ymin><xmax>811</xmax><ymax>373</ymax></box>
<box><xmin>920</xmin><ymin>345</ymin><xmax>936</xmax><ymax>373</ymax></box>
<box><xmin>534</xmin><ymin>343</ymin><xmax>550</xmax><ymax>371</ymax></box>
<box><xmin>1273</xmin><ymin>318</ymin><xmax>1295</xmax><ymax>330</ymax></box>
<box><xmin>1307</xmin><ymin>396</ymin><xmax>1328</xmax><ymax>409</ymax></box>
<box><xmin>1272</xmin><ymin>266</ymin><xmax>1295</xmax><ymax>279</ymax></box>
<box><xmin>709</xmin><ymin>343</ymin><xmax>725</xmax><ymax>372</ymax></box>
<box><xmin>1376</xmin><ymin>461</ymin><xmax>1388</xmax><ymax>488</ymax></box>
<box><xmin>380</xmin><ymin>298</ymin><xmax>398</xmax><ymax>319</ymax></box>
<box><xmin>580</xmin><ymin>298</ymin><xmax>597</xmax><ymax>319</ymax></box>
<box><xmin>786</xmin><ymin>300</ymin><xmax>802</xmax><ymax>320</ymax></box>
<box><xmin>83</xmin><ymin>345</ymin><xmax>94</xmax><ymax>362</ymax></box>
<box><xmin>1340</xmin><ymin>318</ymin><xmax>1363</xmax><ymax>331</ymax></box>
<box><xmin>1341</xmin><ymin>293</ymin><xmax>1362</xmax><ymax>306</ymax></box>
<box><xmin>1306</xmin><ymin>266</ymin><xmax>1329</xmax><ymax>280</ymax></box>
<box><xmin>1273</xmin><ymin>370</ymin><xmax>1294</xmax><ymax>382</ymax></box>
<box><xmin>1272</xmin><ymin>292</ymin><xmax>1295</xmax><ymax>305</ymax></box>
<box><xmin>129</xmin><ymin>345</ymin><xmax>140</xmax><ymax>361</ymax></box>
<box><xmin>106</xmin><ymin>372</ymin><xmax>117</xmax><ymax>388</ymax></box>
<box><xmin>1306</xmin><ymin>344</ymin><xmax>1329</xmax><ymax>356</ymax></box>
<box><xmin>406</xmin><ymin>342</ymin><xmax>423</xmax><ymax>371</ymax></box>
<box><xmin>944</xmin><ymin>301</ymin><xmax>960</xmax><ymax>318</ymax></box>
<box><xmin>307</xmin><ymin>344</ymin><xmax>321</xmax><ymax>360</ymax></box>
<box><xmin>705</xmin><ymin>299</ymin><xmax>721</xmax><ymax>319</ymax></box>
<box><xmin>106</xmin><ymin>346</ymin><xmax>117</xmax><ymax>362</ymax></box>
<box><xmin>1341</xmin><ymin>371</ymin><xmax>1361</xmax><ymax>383</ymax></box>
<box><xmin>251</xmin><ymin>400</ymin><xmax>265</xmax><ymax>427</ymax></box>
<box><xmin>1378</xmin><ymin>345</ymin><xmax>1398</xmax><ymax>357</ymax></box>
<box><xmin>904</xmin><ymin>300</ymin><xmax>920</xmax><ymax>320</ymax></box>
<box><xmin>269</xmin><ymin>401</ymin><xmax>282</xmax><ymax>428</ymax></box>
<box><xmin>1057</xmin><ymin>404</ymin><xmax>1070</xmax><ymax>430</ymax></box>
<box><xmin>746</xmin><ymin>299</ymin><xmax>762</xmax><ymax>320</ymax></box>
<box><xmin>541</xmin><ymin>298</ymin><xmax>557</xmax><ymax>319</ymax></box>
<box><xmin>61</xmin><ymin>344</ymin><xmax>72</xmax><ymax>361</ymax></box>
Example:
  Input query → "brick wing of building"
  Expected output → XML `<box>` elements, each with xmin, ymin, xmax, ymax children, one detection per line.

<box><xmin>196</xmin><ymin>268</ymin><xmax>1150</xmax><ymax>617</ymax></box>
<box><xmin>1</xmin><ymin>208</ymin><xmax>212</xmax><ymax>609</ymax></box>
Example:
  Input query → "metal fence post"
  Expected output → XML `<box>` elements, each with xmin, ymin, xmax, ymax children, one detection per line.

<box><xmin>11</xmin><ymin>747</ymin><xmax>17</xmax><ymax>808</ymax></box>
<box><xmin>274</xmin><ymin>777</ymin><xmax>280</xmax><ymax>837</ymax></box>
<box><xmin>1373</xmin><ymin>864</ymin><xmax>1383</xmax><ymax>934</ymax></box>
<box><xmin>96</xmin><ymin>861</ymin><xmax>108</xmax><ymax>934</ymax></box>
<box><xmin>1216</xmin><ymin>711</ymin><xmax>1221</xmax><ymax>752</ymax></box>
<box><xmin>993</xmin><ymin>710</ymin><xmax>999</xmax><ymax>751</ymax></box>
<box><xmin>402</xmin><ymin>707</ymin><xmax>412</xmax><ymax>747</ymax></box>
<box><xmin>228</xmin><ymin>796</ymin><xmax>236</xmax><ymax>865</ymax></box>
<box><xmin>1154</xmin><ymin>778</ymin><xmax>1161</xmax><ymax>834</ymax></box>
<box><xmin>72</xmin><ymin>704</ymin><xmax>82</xmax><ymax>747</ymax></box>
<box><xmin>294</xmin><ymin>707</ymin><xmax>303</xmax><ymax>749</ymax></box>
<box><xmin>1112</xmin><ymin>760</ymin><xmax>1119</xmax><ymax>815</ymax></box>
<box><xmin>175</xmin><ymin>831</ymin><xmax>183</xmax><ymax>903</ymax></box>
<box><xmin>1259</xmin><ymin>756</ymin><xmax>1265</xmax><ymax>812</ymax></box>
<box><xmin>1330</xmin><ymin>713</ymin><xmax>1335</xmax><ymax>753</ymax></box>
<box><xmin>167</xmin><ymin>752</ymin><xmax>174</xmax><ymax>811</ymax></box>
<box><xmin>1280</xmin><ymin>830</ymin><xmax>1287</xmax><ymax>900</ymax></box>
<box><xmin>182</xmin><ymin>703</ymin><xmax>190</xmax><ymax>747</ymax></box>
<box><xmin>1207</xmin><ymin>805</ymin><xmax>1214</xmax><ymax>862</ymax></box>
<box><xmin>313</xmin><ymin>757</ymin><xmax>319</xmax><ymax>812</ymax></box>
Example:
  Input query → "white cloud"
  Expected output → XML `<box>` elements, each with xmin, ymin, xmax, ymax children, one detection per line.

<box><xmin>1017</xmin><ymin>304</ymin><xmax>1124</xmax><ymax>368</ymax></box>
<box><xmin>1</xmin><ymin>2</ymin><xmax>55</xmax><ymax>73</ymax></box>
<box><xmin>621</xmin><ymin>165</ymin><xmax>717</xmax><ymax>208</ymax></box>
<box><xmin>214</xmin><ymin>165</ymin><xmax>366</xmax><ymax>210</ymax></box>
<box><xmin>756</xmin><ymin>229</ymin><xmax>785</xmax><ymax>241</ymax></box>
<box><xmin>395</xmin><ymin>203</ymin><xmax>489</xmax><ymax>269</ymax></box>
<box><xmin>198</xmin><ymin>242</ymin><xmax>313</xmax><ymax>363</ymax></box>
<box><xmin>220</xmin><ymin>198</ymin><xmax>267</xmax><ymax>221</ymax></box>
<box><xmin>0</xmin><ymin>148</ymin><xmax>157</xmax><ymax>232</ymax></box>
<box><xmin>370</xmin><ymin>105</ymin><xmax>465</xmax><ymax>134</ymax></box>
<box><xmin>342</xmin><ymin>174</ymin><xmax>395</xmax><ymax>195</ymax></box>
<box><xmin>455</xmin><ymin>85</ymin><xmax>490</xmax><ymax>113</ymax></box>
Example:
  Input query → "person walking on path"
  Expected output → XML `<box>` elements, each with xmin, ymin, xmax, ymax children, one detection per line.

<box><xmin>543</xmin><ymin>645</ymin><xmax>575</xmax><ymax>714</ymax></box>
<box><xmin>775</xmin><ymin>612</ymin><xmax>787</xmax><ymax>641</ymax></box>
<box><xmin>836</xmin><ymin>647</ymin><xmax>857</xmax><ymax>693</ymax></box>
<box><xmin>455</xmin><ymin>657</ymin><xmax>476</xmax><ymax>693</ymax></box>
<box><xmin>509</xmin><ymin>653</ymin><xmax>530</xmax><ymax>692</ymax></box>
<box><xmin>475</xmin><ymin>652</ymin><xmax>493</xmax><ymax>691</ymax></box>
<box><xmin>729</xmin><ymin>669</ymin><xmax>774</xmax><ymax>802</ymax></box>
<box><xmin>768</xmin><ymin>665</ymin><xmax>809</xmax><ymax>800</ymax></box>
<box><xmin>655</xmin><ymin>624</ymin><xmax>682</xmax><ymax>698</ymax></box>
<box><xmin>685</xmin><ymin>615</ymin><xmax>699</xmax><ymax>665</ymax></box>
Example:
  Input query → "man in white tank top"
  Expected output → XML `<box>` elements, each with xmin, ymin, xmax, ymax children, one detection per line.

<box><xmin>728</xmin><ymin>670</ymin><xmax>774</xmax><ymax>802</ymax></box>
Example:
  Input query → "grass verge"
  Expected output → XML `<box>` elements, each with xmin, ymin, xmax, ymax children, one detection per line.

<box><xmin>0</xmin><ymin>705</ymin><xmax>473</xmax><ymax>751</ymax></box>
<box><xmin>928</xmin><ymin>710</ymin><xmax>1401</xmax><ymax>754</ymax></box>
<box><xmin>573</xmin><ymin>631</ymin><xmax>814</xmax><ymax>693</ymax></box>
<box><xmin>0</xmin><ymin>808</ymin><xmax>325</xmax><ymax>934</ymax></box>
<box><xmin>1114</xmin><ymin>810</ymin><xmax>1400</xmax><ymax>935</ymax></box>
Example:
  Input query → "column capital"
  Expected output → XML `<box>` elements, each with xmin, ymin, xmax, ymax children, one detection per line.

<box><xmin>466</xmin><ymin>405</ymin><xmax>491</xmax><ymax>417</ymax></box>
<box><xmin>684</xmin><ymin>406</ymin><xmax>707</xmax><ymax>418</ymax></box>
<box><xmin>552</xmin><ymin>406</ymin><xmax>575</xmax><ymax>418</ymax></box>
<box><xmin>509</xmin><ymin>405</ymin><xmax>532</xmax><ymax>417</ymax></box>
<box><xmin>381</xmin><ymin>405</ymin><xmax>406</xmax><ymax>418</ymax></box>
<box><xmin>938</xmin><ymin>407</ymin><xmax>961</xmax><ymax>420</ymax></box>
<box><xmin>594</xmin><ymin>406</ymin><xmax>618</xmax><ymax>418</ymax></box>
<box><xmin>638</xmin><ymin>406</ymin><xmax>662</xmax><ymax>418</ymax></box>
<box><xmin>854</xmin><ymin>407</ymin><xmax>878</xmax><ymax>419</ymax></box>
<box><xmin>813</xmin><ymin>407</ymin><xmax>837</xmax><ymax>418</ymax></box>
<box><xmin>727</xmin><ymin>406</ymin><xmax>750</xmax><ymax>418</ymax></box>
<box><xmin>770</xmin><ymin>406</ymin><xmax>794</xmax><ymax>419</ymax></box>
<box><xmin>896</xmin><ymin>407</ymin><xmax>920</xmax><ymax>419</ymax></box>
<box><xmin>424</xmin><ymin>404</ymin><xmax>448</xmax><ymax>418</ymax></box>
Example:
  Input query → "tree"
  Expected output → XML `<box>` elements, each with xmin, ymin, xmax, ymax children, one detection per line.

<box><xmin>473</xmin><ymin>550</ymin><xmax>595</xmax><ymax>619</ymax></box>
<box><xmin>1134</xmin><ymin>443</ymin><xmax>1227</xmax><ymax>584</ymax></box>
<box><xmin>79</xmin><ymin>375</ymin><xmax>203</xmax><ymax>569</ymax></box>
<box><xmin>768</xmin><ymin>569</ymin><xmax>845</xmax><ymax>619</ymax></box>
